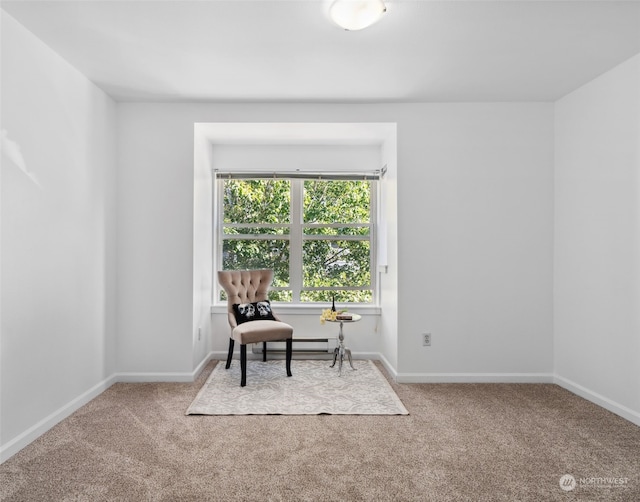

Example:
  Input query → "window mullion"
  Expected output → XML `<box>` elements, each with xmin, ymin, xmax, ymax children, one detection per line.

<box><xmin>289</xmin><ymin>180</ymin><xmax>303</xmax><ymax>302</ymax></box>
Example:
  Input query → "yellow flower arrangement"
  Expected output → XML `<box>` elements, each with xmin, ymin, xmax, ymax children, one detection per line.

<box><xmin>320</xmin><ymin>308</ymin><xmax>346</xmax><ymax>324</ymax></box>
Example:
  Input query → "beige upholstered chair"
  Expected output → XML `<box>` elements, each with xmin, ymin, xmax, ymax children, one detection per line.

<box><xmin>218</xmin><ymin>269</ymin><xmax>293</xmax><ymax>387</ymax></box>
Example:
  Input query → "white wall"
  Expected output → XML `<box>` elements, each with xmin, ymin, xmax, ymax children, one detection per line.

<box><xmin>0</xmin><ymin>12</ymin><xmax>117</xmax><ymax>460</ymax></box>
<box><xmin>192</xmin><ymin>129</ymin><xmax>214</xmax><ymax>369</ymax></box>
<box><xmin>115</xmin><ymin>106</ymin><xmax>196</xmax><ymax>376</ymax></box>
<box><xmin>116</xmin><ymin>102</ymin><xmax>553</xmax><ymax>382</ymax></box>
<box><xmin>397</xmin><ymin>104</ymin><xmax>555</xmax><ymax>380</ymax></box>
<box><xmin>554</xmin><ymin>54</ymin><xmax>640</xmax><ymax>425</ymax></box>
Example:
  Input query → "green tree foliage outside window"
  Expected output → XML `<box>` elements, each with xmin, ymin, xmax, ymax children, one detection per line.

<box><xmin>220</xmin><ymin>178</ymin><xmax>374</xmax><ymax>303</ymax></box>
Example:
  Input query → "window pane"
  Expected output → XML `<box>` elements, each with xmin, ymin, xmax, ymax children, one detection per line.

<box><xmin>301</xmin><ymin>290</ymin><xmax>373</xmax><ymax>303</ymax></box>
<box><xmin>303</xmin><ymin>240</ymin><xmax>370</xmax><ymax>288</ymax></box>
<box><xmin>303</xmin><ymin>226</ymin><xmax>369</xmax><ymax>237</ymax></box>
<box><xmin>223</xmin><ymin>179</ymin><xmax>290</xmax><ymax>224</ymax></box>
<box><xmin>268</xmin><ymin>290</ymin><xmax>292</xmax><ymax>302</ymax></box>
<box><xmin>224</xmin><ymin>227</ymin><xmax>289</xmax><ymax>236</ymax></box>
<box><xmin>223</xmin><ymin>239</ymin><xmax>289</xmax><ymax>287</ymax></box>
<box><xmin>303</xmin><ymin>180</ymin><xmax>370</xmax><ymax>224</ymax></box>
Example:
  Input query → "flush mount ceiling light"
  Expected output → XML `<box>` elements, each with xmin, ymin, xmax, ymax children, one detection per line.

<box><xmin>329</xmin><ymin>0</ymin><xmax>387</xmax><ymax>31</ymax></box>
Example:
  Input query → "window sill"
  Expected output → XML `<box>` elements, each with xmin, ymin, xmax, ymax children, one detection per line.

<box><xmin>210</xmin><ymin>304</ymin><xmax>381</xmax><ymax>316</ymax></box>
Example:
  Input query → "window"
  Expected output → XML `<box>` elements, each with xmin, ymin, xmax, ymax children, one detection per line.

<box><xmin>216</xmin><ymin>175</ymin><xmax>377</xmax><ymax>304</ymax></box>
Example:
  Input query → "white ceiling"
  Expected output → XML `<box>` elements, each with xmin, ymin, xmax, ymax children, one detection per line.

<box><xmin>2</xmin><ymin>0</ymin><xmax>640</xmax><ymax>103</ymax></box>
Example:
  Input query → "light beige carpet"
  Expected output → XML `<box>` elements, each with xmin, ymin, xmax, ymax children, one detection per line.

<box><xmin>2</xmin><ymin>361</ymin><xmax>640</xmax><ymax>501</ymax></box>
<box><xmin>186</xmin><ymin>359</ymin><xmax>409</xmax><ymax>415</ymax></box>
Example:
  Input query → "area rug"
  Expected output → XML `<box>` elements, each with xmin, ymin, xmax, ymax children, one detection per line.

<box><xmin>186</xmin><ymin>360</ymin><xmax>409</xmax><ymax>415</ymax></box>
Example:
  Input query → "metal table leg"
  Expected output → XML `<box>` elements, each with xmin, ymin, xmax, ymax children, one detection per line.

<box><xmin>329</xmin><ymin>320</ymin><xmax>357</xmax><ymax>376</ymax></box>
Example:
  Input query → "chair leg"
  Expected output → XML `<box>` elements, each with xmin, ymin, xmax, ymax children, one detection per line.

<box><xmin>262</xmin><ymin>341</ymin><xmax>267</xmax><ymax>362</ymax></box>
<box><xmin>225</xmin><ymin>339</ymin><xmax>235</xmax><ymax>369</ymax></box>
<box><xmin>240</xmin><ymin>344</ymin><xmax>247</xmax><ymax>387</ymax></box>
<box><xmin>285</xmin><ymin>338</ymin><xmax>292</xmax><ymax>377</ymax></box>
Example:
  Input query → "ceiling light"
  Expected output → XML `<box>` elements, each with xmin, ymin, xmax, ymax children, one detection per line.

<box><xmin>329</xmin><ymin>0</ymin><xmax>387</xmax><ymax>31</ymax></box>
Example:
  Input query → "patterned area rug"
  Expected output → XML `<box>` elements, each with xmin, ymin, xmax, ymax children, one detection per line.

<box><xmin>186</xmin><ymin>360</ymin><xmax>409</xmax><ymax>415</ymax></box>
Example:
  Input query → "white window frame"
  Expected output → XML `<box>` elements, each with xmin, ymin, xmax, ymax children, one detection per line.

<box><xmin>214</xmin><ymin>176</ymin><xmax>377</xmax><ymax>306</ymax></box>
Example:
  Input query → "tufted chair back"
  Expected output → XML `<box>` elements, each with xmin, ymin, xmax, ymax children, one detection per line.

<box><xmin>218</xmin><ymin>269</ymin><xmax>274</xmax><ymax>325</ymax></box>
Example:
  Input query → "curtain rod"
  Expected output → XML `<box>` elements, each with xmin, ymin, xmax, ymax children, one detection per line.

<box><xmin>214</xmin><ymin>169</ymin><xmax>383</xmax><ymax>181</ymax></box>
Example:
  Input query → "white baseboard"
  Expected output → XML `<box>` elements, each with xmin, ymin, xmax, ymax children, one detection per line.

<box><xmin>192</xmin><ymin>352</ymin><xmax>215</xmax><ymax>376</ymax></box>
<box><xmin>376</xmin><ymin>353</ymin><xmax>398</xmax><ymax>380</ymax></box>
<box><xmin>554</xmin><ymin>374</ymin><xmax>640</xmax><ymax>427</ymax></box>
<box><xmin>395</xmin><ymin>372</ymin><xmax>555</xmax><ymax>383</ymax></box>
<box><xmin>0</xmin><ymin>374</ymin><xmax>117</xmax><ymax>464</ymax></box>
<box><xmin>116</xmin><ymin>352</ymin><xmax>216</xmax><ymax>382</ymax></box>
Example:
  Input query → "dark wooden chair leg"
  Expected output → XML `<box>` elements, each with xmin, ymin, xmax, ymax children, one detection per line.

<box><xmin>286</xmin><ymin>338</ymin><xmax>292</xmax><ymax>377</ymax></box>
<box><xmin>225</xmin><ymin>339</ymin><xmax>235</xmax><ymax>369</ymax></box>
<box><xmin>240</xmin><ymin>344</ymin><xmax>247</xmax><ymax>387</ymax></box>
<box><xmin>262</xmin><ymin>341</ymin><xmax>267</xmax><ymax>362</ymax></box>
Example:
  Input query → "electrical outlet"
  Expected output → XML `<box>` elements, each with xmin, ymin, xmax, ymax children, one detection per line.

<box><xmin>422</xmin><ymin>333</ymin><xmax>431</xmax><ymax>346</ymax></box>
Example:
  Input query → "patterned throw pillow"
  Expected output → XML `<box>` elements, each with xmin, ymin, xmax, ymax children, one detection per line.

<box><xmin>232</xmin><ymin>300</ymin><xmax>276</xmax><ymax>325</ymax></box>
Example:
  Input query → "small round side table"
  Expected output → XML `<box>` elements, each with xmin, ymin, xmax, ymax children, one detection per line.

<box><xmin>326</xmin><ymin>313</ymin><xmax>362</xmax><ymax>375</ymax></box>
